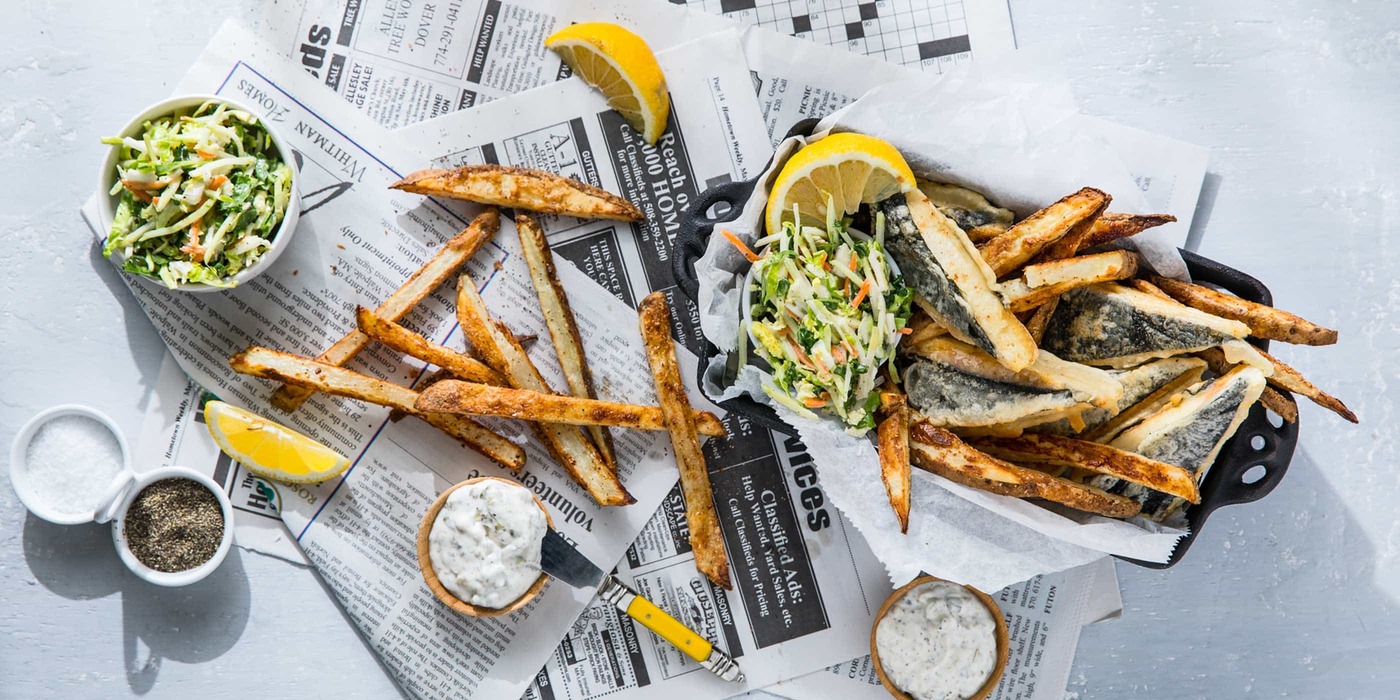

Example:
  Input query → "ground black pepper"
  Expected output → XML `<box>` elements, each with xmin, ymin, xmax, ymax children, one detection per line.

<box><xmin>123</xmin><ymin>478</ymin><xmax>225</xmax><ymax>573</ymax></box>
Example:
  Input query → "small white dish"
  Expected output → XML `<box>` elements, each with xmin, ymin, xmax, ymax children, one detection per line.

<box><xmin>96</xmin><ymin>93</ymin><xmax>302</xmax><ymax>293</ymax></box>
<box><xmin>103</xmin><ymin>466</ymin><xmax>235</xmax><ymax>587</ymax></box>
<box><xmin>10</xmin><ymin>404</ymin><xmax>234</xmax><ymax>586</ymax></box>
<box><xmin>10</xmin><ymin>404</ymin><xmax>131</xmax><ymax>525</ymax></box>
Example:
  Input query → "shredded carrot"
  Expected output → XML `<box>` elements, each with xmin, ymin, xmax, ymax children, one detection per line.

<box><xmin>721</xmin><ymin>229</ymin><xmax>761</xmax><ymax>263</ymax></box>
<box><xmin>197</xmin><ymin>149</ymin><xmax>218</xmax><ymax>159</ymax></box>
<box><xmin>898</xmin><ymin>327</ymin><xmax>913</xmax><ymax>335</ymax></box>
<box><xmin>851</xmin><ymin>279</ymin><xmax>872</xmax><ymax>308</ymax></box>
<box><xmin>848</xmin><ymin>255</ymin><xmax>859</xmax><ymax>271</ymax></box>
<box><xmin>803</xmin><ymin>397</ymin><xmax>828</xmax><ymax>408</ymax></box>
<box><xmin>210</xmin><ymin>175</ymin><xmax>229</xmax><ymax>189</ymax></box>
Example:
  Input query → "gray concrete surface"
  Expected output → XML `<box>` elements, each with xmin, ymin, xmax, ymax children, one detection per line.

<box><xmin>1</xmin><ymin>1</ymin><xmax>1395</xmax><ymax>698</ymax></box>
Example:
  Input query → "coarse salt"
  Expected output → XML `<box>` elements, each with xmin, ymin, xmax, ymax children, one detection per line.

<box><xmin>24</xmin><ymin>415</ymin><xmax>124</xmax><ymax>516</ymax></box>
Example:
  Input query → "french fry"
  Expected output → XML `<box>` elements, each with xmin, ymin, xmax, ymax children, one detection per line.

<box><xmin>415</xmin><ymin>380</ymin><xmax>729</xmax><ymax>436</ymax></box>
<box><xmin>1125</xmin><ymin>278</ymin><xmax>1175</xmax><ymax>302</ymax></box>
<box><xmin>1148</xmin><ymin>275</ymin><xmax>1339</xmax><ymax>346</ymax></box>
<box><xmin>977</xmin><ymin>188</ymin><xmax>1110</xmax><ymax>278</ymax></box>
<box><xmin>1000</xmin><ymin>250</ymin><xmax>1139</xmax><ymax>312</ymax></box>
<box><xmin>356</xmin><ymin>307</ymin><xmax>506</xmax><ymax>386</ymax></box>
<box><xmin>909</xmin><ymin>421</ymin><xmax>1141</xmax><ymax>518</ymax></box>
<box><xmin>1024</xmin><ymin>297</ymin><xmax>1059</xmax><ymax>345</ymax></box>
<box><xmin>391</xmin><ymin>165</ymin><xmax>643</xmax><ymax>221</ymax></box>
<box><xmin>638</xmin><ymin>292</ymin><xmax>731</xmax><ymax>589</ymax></box>
<box><xmin>968</xmin><ymin>434</ymin><xmax>1200</xmax><ymax>504</ymax></box>
<box><xmin>877</xmin><ymin>393</ymin><xmax>912</xmax><ymax>533</ymax></box>
<box><xmin>270</xmin><ymin>209</ymin><xmax>501</xmax><ymax>412</ymax></box>
<box><xmin>455</xmin><ymin>274</ymin><xmax>632</xmax><ymax>506</ymax></box>
<box><xmin>229</xmin><ymin>346</ymin><xmax>525</xmax><ymax>469</ymax></box>
<box><xmin>1199</xmin><ymin>346</ymin><xmax>1352</xmax><ymax>423</ymax></box>
<box><xmin>1082</xmin><ymin>212</ymin><xmax>1176</xmax><ymax>249</ymax></box>
<box><xmin>389</xmin><ymin>368</ymin><xmax>454</xmax><ymax>422</ymax></box>
<box><xmin>514</xmin><ymin>213</ymin><xmax>617</xmax><ymax>471</ymax></box>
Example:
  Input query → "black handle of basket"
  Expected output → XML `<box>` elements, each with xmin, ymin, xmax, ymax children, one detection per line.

<box><xmin>672</xmin><ymin>179</ymin><xmax>760</xmax><ymax>307</ymax></box>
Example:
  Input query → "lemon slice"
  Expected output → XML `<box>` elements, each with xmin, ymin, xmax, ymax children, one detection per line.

<box><xmin>545</xmin><ymin>22</ymin><xmax>670</xmax><ymax>145</ymax></box>
<box><xmin>205</xmin><ymin>401</ymin><xmax>350</xmax><ymax>484</ymax></box>
<box><xmin>765</xmin><ymin>133</ymin><xmax>917</xmax><ymax>236</ymax></box>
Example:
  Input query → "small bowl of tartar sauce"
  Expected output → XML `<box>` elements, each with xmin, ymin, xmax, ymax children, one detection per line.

<box><xmin>416</xmin><ymin>476</ymin><xmax>552</xmax><ymax>617</ymax></box>
<box><xmin>870</xmin><ymin>576</ymin><xmax>1009</xmax><ymax>700</ymax></box>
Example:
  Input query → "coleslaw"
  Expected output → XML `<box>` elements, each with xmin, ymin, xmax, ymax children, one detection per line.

<box><xmin>737</xmin><ymin>199</ymin><xmax>913</xmax><ymax>434</ymax></box>
<box><xmin>102</xmin><ymin>101</ymin><xmax>293</xmax><ymax>288</ymax></box>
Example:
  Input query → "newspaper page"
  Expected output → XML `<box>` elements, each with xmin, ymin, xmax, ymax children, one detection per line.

<box><xmin>254</xmin><ymin>0</ymin><xmax>1016</xmax><ymax>129</ymax></box>
<box><xmin>83</xmin><ymin>20</ymin><xmax>736</xmax><ymax>699</ymax></box>
<box><xmin>398</xmin><ymin>29</ymin><xmax>893</xmax><ymax>699</ymax></box>
<box><xmin>771</xmin><ymin>558</ymin><xmax>1123</xmax><ymax>700</ymax></box>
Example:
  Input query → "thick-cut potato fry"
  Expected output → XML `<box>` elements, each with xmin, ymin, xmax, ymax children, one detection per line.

<box><xmin>356</xmin><ymin>307</ymin><xmax>506</xmax><ymax>386</ymax></box>
<box><xmin>1083</xmin><ymin>212</ymin><xmax>1176</xmax><ymax>249</ymax></box>
<box><xmin>1125</xmin><ymin>278</ymin><xmax>1175</xmax><ymax>302</ymax></box>
<box><xmin>455</xmin><ymin>275</ymin><xmax>632</xmax><ymax>506</ymax></box>
<box><xmin>1001</xmin><ymin>251</ymin><xmax>1139</xmax><ymax>312</ymax></box>
<box><xmin>1025</xmin><ymin>297</ymin><xmax>1059</xmax><ymax>345</ymax></box>
<box><xmin>1149</xmin><ymin>275</ymin><xmax>1339</xmax><ymax>346</ymax></box>
<box><xmin>909</xmin><ymin>421</ymin><xmax>1140</xmax><ymax>518</ymax></box>
<box><xmin>638</xmin><ymin>292</ymin><xmax>731</xmax><ymax>589</ymax></box>
<box><xmin>877</xmin><ymin>393</ymin><xmax>912</xmax><ymax>533</ymax></box>
<box><xmin>515</xmin><ymin>213</ymin><xmax>617</xmax><ymax>471</ymax></box>
<box><xmin>968</xmin><ymin>434</ymin><xmax>1200</xmax><ymax>504</ymax></box>
<box><xmin>1028</xmin><ymin>200</ymin><xmax>1110</xmax><ymax>267</ymax></box>
<box><xmin>229</xmin><ymin>346</ymin><xmax>524</xmax><ymax>469</ymax></box>
<box><xmin>1199</xmin><ymin>346</ymin><xmax>1352</xmax><ymax>423</ymax></box>
<box><xmin>270</xmin><ymin>209</ymin><xmax>501</xmax><ymax>412</ymax></box>
<box><xmin>1260</xmin><ymin>386</ymin><xmax>1300</xmax><ymax>424</ymax></box>
<box><xmin>391</xmin><ymin>165</ymin><xmax>643</xmax><ymax>221</ymax></box>
<box><xmin>414</xmin><ymin>380</ymin><xmax>729</xmax><ymax>436</ymax></box>
<box><xmin>977</xmin><ymin>188</ymin><xmax>1110</xmax><ymax>278</ymax></box>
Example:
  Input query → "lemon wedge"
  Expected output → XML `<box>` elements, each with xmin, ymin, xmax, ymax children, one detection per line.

<box><xmin>765</xmin><ymin>133</ymin><xmax>917</xmax><ymax>236</ymax></box>
<box><xmin>545</xmin><ymin>22</ymin><xmax>670</xmax><ymax>145</ymax></box>
<box><xmin>205</xmin><ymin>401</ymin><xmax>350</xmax><ymax>484</ymax></box>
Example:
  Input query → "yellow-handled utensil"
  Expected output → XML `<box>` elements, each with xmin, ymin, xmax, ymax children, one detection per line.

<box><xmin>540</xmin><ymin>528</ymin><xmax>744</xmax><ymax>682</ymax></box>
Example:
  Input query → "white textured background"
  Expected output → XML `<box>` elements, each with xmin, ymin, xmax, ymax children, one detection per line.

<box><xmin>1</xmin><ymin>1</ymin><xmax>1396</xmax><ymax>698</ymax></box>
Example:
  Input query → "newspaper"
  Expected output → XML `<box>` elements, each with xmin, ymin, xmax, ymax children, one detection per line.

<box><xmin>396</xmin><ymin>28</ymin><xmax>895</xmax><ymax>700</ymax></box>
<box><xmin>770</xmin><ymin>558</ymin><xmax>1122</xmax><ymax>700</ymax></box>
<box><xmin>83</xmin><ymin>20</ymin><xmax>753</xmax><ymax>700</ymax></box>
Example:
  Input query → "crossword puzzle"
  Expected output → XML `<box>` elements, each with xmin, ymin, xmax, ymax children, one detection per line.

<box><xmin>671</xmin><ymin>0</ymin><xmax>977</xmax><ymax>71</ymax></box>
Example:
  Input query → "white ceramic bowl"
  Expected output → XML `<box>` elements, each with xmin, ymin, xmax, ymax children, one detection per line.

<box><xmin>9</xmin><ymin>404</ymin><xmax>132</xmax><ymax>525</ymax></box>
<box><xmin>97</xmin><ymin>93</ymin><xmax>301</xmax><ymax>293</ymax></box>
<box><xmin>105</xmin><ymin>466</ymin><xmax>235</xmax><ymax>587</ymax></box>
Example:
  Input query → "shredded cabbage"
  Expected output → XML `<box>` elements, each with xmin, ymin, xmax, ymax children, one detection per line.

<box><xmin>101</xmin><ymin>101</ymin><xmax>293</xmax><ymax>288</ymax></box>
<box><xmin>746</xmin><ymin>197</ymin><xmax>913</xmax><ymax>434</ymax></box>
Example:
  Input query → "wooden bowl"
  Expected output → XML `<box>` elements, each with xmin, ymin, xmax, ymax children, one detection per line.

<box><xmin>869</xmin><ymin>575</ymin><xmax>1009</xmax><ymax>700</ymax></box>
<box><xmin>416</xmin><ymin>476</ymin><xmax>553</xmax><ymax>617</ymax></box>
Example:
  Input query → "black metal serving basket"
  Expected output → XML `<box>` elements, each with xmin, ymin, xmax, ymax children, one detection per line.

<box><xmin>671</xmin><ymin>120</ymin><xmax>1298</xmax><ymax>569</ymax></box>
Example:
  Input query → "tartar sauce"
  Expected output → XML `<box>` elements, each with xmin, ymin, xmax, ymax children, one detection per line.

<box><xmin>428</xmin><ymin>480</ymin><xmax>546</xmax><ymax>608</ymax></box>
<box><xmin>875</xmin><ymin>580</ymin><xmax>999</xmax><ymax>700</ymax></box>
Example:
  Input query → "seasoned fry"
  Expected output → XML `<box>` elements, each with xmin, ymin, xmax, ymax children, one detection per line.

<box><xmin>968</xmin><ymin>434</ymin><xmax>1200</xmax><ymax>504</ymax></box>
<box><xmin>1125</xmin><ymin>278</ymin><xmax>1175</xmax><ymax>302</ymax></box>
<box><xmin>1024</xmin><ymin>297</ymin><xmax>1059</xmax><ymax>345</ymax></box>
<box><xmin>1149</xmin><ymin>275</ymin><xmax>1339</xmax><ymax>346</ymax></box>
<box><xmin>514</xmin><ymin>213</ymin><xmax>617</xmax><ymax>471</ymax></box>
<box><xmin>638</xmin><ymin>292</ymin><xmax>731</xmax><ymax>589</ymax></box>
<box><xmin>1027</xmin><ymin>200</ymin><xmax>1110</xmax><ymax>266</ymax></box>
<box><xmin>1199</xmin><ymin>346</ymin><xmax>1353</xmax><ymax>423</ymax></box>
<box><xmin>229</xmin><ymin>346</ymin><xmax>525</xmax><ymax>469</ymax></box>
<box><xmin>877</xmin><ymin>393</ymin><xmax>912</xmax><ymax>533</ymax></box>
<box><xmin>1260</xmin><ymin>386</ymin><xmax>1300</xmax><ymax>424</ymax></box>
<box><xmin>909</xmin><ymin>421</ymin><xmax>1141</xmax><ymax>518</ymax></box>
<box><xmin>414</xmin><ymin>380</ymin><xmax>729</xmax><ymax>436</ymax></box>
<box><xmin>1083</xmin><ymin>212</ymin><xmax>1176</xmax><ymax>249</ymax></box>
<box><xmin>917</xmin><ymin>180</ymin><xmax>1015</xmax><ymax>242</ymax></box>
<box><xmin>456</xmin><ymin>274</ymin><xmax>632</xmax><ymax>506</ymax></box>
<box><xmin>391</xmin><ymin>164</ymin><xmax>643</xmax><ymax>221</ymax></box>
<box><xmin>356</xmin><ymin>307</ymin><xmax>506</xmax><ymax>386</ymax></box>
<box><xmin>1001</xmin><ymin>250</ymin><xmax>1139</xmax><ymax>312</ymax></box>
<box><xmin>977</xmin><ymin>188</ymin><xmax>1110</xmax><ymax>278</ymax></box>
<box><xmin>270</xmin><ymin>209</ymin><xmax>501</xmax><ymax>412</ymax></box>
